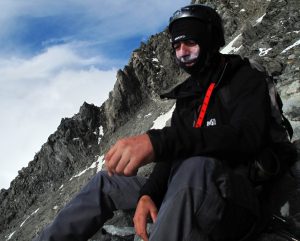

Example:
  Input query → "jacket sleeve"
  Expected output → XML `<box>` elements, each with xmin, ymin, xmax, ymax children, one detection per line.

<box><xmin>138</xmin><ymin>162</ymin><xmax>171</xmax><ymax>207</ymax></box>
<box><xmin>147</xmin><ymin>66</ymin><xmax>270</xmax><ymax>164</ymax></box>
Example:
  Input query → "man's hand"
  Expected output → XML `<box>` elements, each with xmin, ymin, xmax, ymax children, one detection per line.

<box><xmin>133</xmin><ymin>195</ymin><xmax>158</xmax><ymax>241</ymax></box>
<box><xmin>104</xmin><ymin>134</ymin><xmax>154</xmax><ymax>176</ymax></box>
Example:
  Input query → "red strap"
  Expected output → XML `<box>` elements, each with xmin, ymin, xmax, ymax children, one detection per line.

<box><xmin>194</xmin><ymin>82</ymin><xmax>216</xmax><ymax>128</ymax></box>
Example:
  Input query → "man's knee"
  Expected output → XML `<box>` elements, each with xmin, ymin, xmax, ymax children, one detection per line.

<box><xmin>173</xmin><ymin>156</ymin><xmax>218</xmax><ymax>174</ymax></box>
<box><xmin>169</xmin><ymin>156</ymin><xmax>220</xmax><ymax>187</ymax></box>
<box><xmin>95</xmin><ymin>171</ymin><xmax>146</xmax><ymax>210</ymax></box>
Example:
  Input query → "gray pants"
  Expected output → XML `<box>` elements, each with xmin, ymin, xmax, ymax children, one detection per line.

<box><xmin>34</xmin><ymin>157</ymin><xmax>259</xmax><ymax>241</ymax></box>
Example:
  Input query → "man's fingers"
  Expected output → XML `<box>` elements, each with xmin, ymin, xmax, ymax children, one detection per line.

<box><xmin>135</xmin><ymin>225</ymin><xmax>149</xmax><ymax>241</ymax></box>
<box><xmin>104</xmin><ymin>146</ymin><xmax>116</xmax><ymax>174</ymax></box>
<box><xmin>150</xmin><ymin>208</ymin><xmax>158</xmax><ymax>223</ymax></box>
<box><xmin>104</xmin><ymin>144</ymin><xmax>116</xmax><ymax>161</ymax></box>
<box><xmin>123</xmin><ymin>157</ymin><xmax>140</xmax><ymax>176</ymax></box>
<box><xmin>141</xmin><ymin>235</ymin><xmax>149</xmax><ymax>241</ymax></box>
<box><xmin>138</xmin><ymin>231</ymin><xmax>149</xmax><ymax>241</ymax></box>
<box><xmin>104</xmin><ymin>134</ymin><xmax>154</xmax><ymax>176</ymax></box>
<box><xmin>133</xmin><ymin>215</ymin><xmax>148</xmax><ymax>241</ymax></box>
<box><xmin>115</xmin><ymin>149</ymin><xmax>130</xmax><ymax>174</ymax></box>
<box><xmin>105</xmin><ymin>148</ymin><xmax>122</xmax><ymax>174</ymax></box>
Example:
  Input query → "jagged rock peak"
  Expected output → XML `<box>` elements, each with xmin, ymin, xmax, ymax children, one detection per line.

<box><xmin>0</xmin><ymin>102</ymin><xmax>102</xmax><ymax>233</ymax></box>
<box><xmin>103</xmin><ymin>32</ymin><xmax>186</xmax><ymax>133</ymax></box>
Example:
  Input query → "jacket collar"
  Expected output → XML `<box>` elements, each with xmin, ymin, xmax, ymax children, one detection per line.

<box><xmin>161</xmin><ymin>54</ymin><xmax>240</xmax><ymax>99</ymax></box>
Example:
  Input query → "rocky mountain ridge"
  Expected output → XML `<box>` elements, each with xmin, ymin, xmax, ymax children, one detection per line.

<box><xmin>1</xmin><ymin>0</ymin><xmax>299</xmax><ymax>240</ymax></box>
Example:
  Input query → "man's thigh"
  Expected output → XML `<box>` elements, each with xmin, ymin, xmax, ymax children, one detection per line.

<box><xmin>99</xmin><ymin>171</ymin><xmax>147</xmax><ymax>210</ymax></box>
<box><xmin>151</xmin><ymin>156</ymin><xmax>259</xmax><ymax>240</ymax></box>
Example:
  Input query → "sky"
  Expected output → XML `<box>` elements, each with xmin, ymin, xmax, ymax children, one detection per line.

<box><xmin>0</xmin><ymin>0</ymin><xmax>189</xmax><ymax>189</ymax></box>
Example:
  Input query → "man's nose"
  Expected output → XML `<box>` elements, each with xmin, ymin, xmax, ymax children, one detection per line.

<box><xmin>177</xmin><ymin>43</ymin><xmax>189</xmax><ymax>55</ymax></box>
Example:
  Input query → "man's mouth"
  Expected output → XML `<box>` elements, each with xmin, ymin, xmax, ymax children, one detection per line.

<box><xmin>178</xmin><ymin>55</ymin><xmax>198</xmax><ymax>66</ymax></box>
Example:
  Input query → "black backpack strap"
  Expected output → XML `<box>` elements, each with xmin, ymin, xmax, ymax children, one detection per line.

<box><xmin>282</xmin><ymin>113</ymin><xmax>294</xmax><ymax>140</ymax></box>
<box><xmin>275</xmin><ymin>93</ymin><xmax>294</xmax><ymax>140</ymax></box>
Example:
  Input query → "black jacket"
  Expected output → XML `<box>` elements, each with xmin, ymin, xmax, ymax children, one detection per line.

<box><xmin>139</xmin><ymin>54</ymin><xmax>270</xmax><ymax>207</ymax></box>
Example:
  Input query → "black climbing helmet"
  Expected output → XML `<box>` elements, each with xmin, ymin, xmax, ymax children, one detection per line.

<box><xmin>168</xmin><ymin>4</ymin><xmax>225</xmax><ymax>49</ymax></box>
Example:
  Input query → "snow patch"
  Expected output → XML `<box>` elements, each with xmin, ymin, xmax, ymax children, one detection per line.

<box><xmin>99</xmin><ymin>126</ymin><xmax>104</xmax><ymax>136</ymax></box>
<box><xmin>6</xmin><ymin>231</ymin><xmax>16</xmax><ymax>240</ymax></box>
<box><xmin>256</xmin><ymin>13</ymin><xmax>266</xmax><ymax>24</ymax></box>
<box><xmin>259</xmin><ymin>48</ymin><xmax>272</xmax><ymax>56</ymax></box>
<box><xmin>152</xmin><ymin>58</ymin><xmax>159</xmax><ymax>63</ymax></box>
<box><xmin>221</xmin><ymin>34</ymin><xmax>242</xmax><ymax>54</ymax></box>
<box><xmin>145</xmin><ymin>113</ymin><xmax>152</xmax><ymax>118</ymax></box>
<box><xmin>98</xmin><ymin>126</ymin><xmax>104</xmax><ymax>144</ymax></box>
<box><xmin>151</xmin><ymin>104</ymin><xmax>175</xmax><ymax>129</ymax></box>
<box><xmin>69</xmin><ymin>161</ymin><xmax>98</xmax><ymax>181</ymax></box>
<box><xmin>20</xmin><ymin>216</ymin><xmax>30</xmax><ymax>227</ymax></box>
<box><xmin>32</xmin><ymin>208</ymin><xmax>40</xmax><ymax>215</ymax></box>
<box><xmin>59</xmin><ymin>184</ymin><xmax>64</xmax><ymax>190</ymax></box>
<box><xmin>96</xmin><ymin>155</ymin><xmax>105</xmax><ymax>172</ymax></box>
<box><xmin>240</xmin><ymin>9</ymin><xmax>246</xmax><ymax>12</ymax></box>
<box><xmin>281</xmin><ymin>39</ymin><xmax>300</xmax><ymax>53</ymax></box>
<box><xmin>19</xmin><ymin>208</ymin><xmax>40</xmax><ymax>228</ymax></box>
<box><xmin>280</xmin><ymin>201</ymin><xmax>290</xmax><ymax>217</ymax></box>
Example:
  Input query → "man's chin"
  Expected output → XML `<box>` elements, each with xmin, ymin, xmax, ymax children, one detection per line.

<box><xmin>183</xmin><ymin>61</ymin><xmax>196</xmax><ymax>67</ymax></box>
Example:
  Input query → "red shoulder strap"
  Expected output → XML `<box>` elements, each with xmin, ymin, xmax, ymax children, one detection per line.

<box><xmin>194</xmin><ymin>82</ymin><xmax>216</xmax><ymax>128</ymax></box>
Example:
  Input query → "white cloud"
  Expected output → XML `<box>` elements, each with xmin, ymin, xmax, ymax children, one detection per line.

<box><xmin>0</xmin><ymin>45</ymin><xmax>116</xmax><ymax>189</ymax></box>
<box><xmin>0</xmin><ymin>45</ymin><xmax>100</xmax><ymax>82</ymax></box>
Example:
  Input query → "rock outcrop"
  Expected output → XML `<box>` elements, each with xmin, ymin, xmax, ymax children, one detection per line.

<box><xmin>0</xmin><ymin>0</ymin><xmax>299</xmax><ymax>240</ymax></box>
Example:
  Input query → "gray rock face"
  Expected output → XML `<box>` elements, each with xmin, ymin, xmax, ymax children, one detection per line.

<box><xmin>103</xmin><ymin>32</ymin><xmax>186</xmax><ymax>134</ymax></box>
<box><xmin>1</xmin><ymin>0</ymin><xmax>300</xmax><ymax>240</ymax></box>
